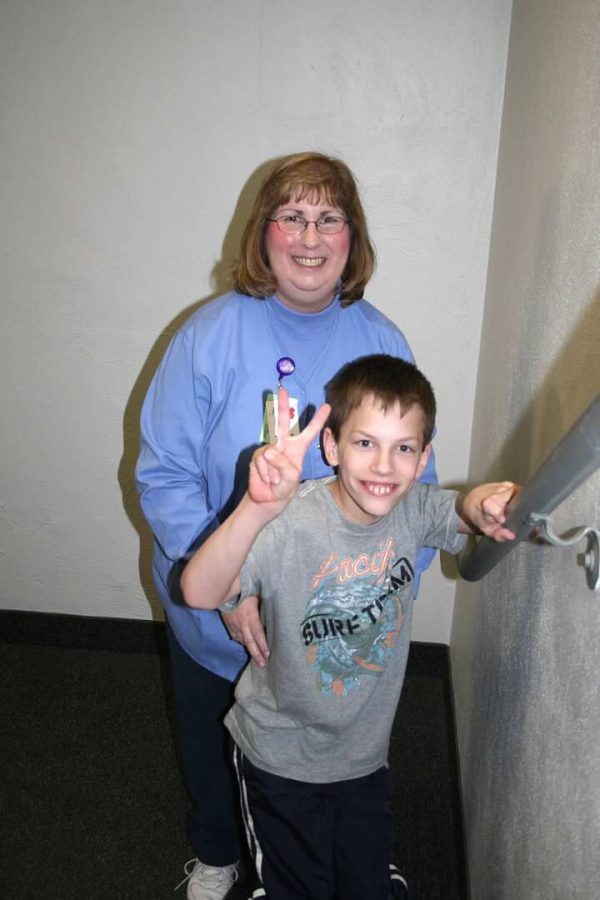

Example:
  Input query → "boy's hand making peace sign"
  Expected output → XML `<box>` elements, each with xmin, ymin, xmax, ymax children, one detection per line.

<box><xmin>248</xmin><ymin>387</ymin><xmax>331</xmax><ymax>507</ymax></box>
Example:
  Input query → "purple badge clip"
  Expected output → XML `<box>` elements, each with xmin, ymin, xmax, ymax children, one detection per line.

<box><xmin>276</xmin><ymin>356</ymin><xmax>296</xmax><ymax>387</ymax></box>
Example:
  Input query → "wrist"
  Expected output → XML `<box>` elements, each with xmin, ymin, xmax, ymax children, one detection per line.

<box><xmin>241</xmin><ymin>491</ymin><xmax>286</xmax><ymax>523</ymax></box>
<box><xmin>455</xmin><ymin>492</ymin><xmax>475</xmax><ymax>534</ymax></box>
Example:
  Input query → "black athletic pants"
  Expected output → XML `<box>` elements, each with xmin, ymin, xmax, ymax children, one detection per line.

<box><xmin>234</xmin><ymin>746</ymin><xmax>395</xmax><ymax>899</ymax></box>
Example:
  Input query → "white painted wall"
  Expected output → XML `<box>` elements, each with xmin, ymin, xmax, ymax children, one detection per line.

<box><xmin>452</xmin><ymin>0</ymin><xmax>600</xmax><ymax>896</ymax></box>
<box><xmin>0</xmin><ymin>0</ymin><xmax>511</xmax><ymax>640</ymax></box>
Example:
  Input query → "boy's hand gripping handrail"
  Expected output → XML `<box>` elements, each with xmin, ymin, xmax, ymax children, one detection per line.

<box><xmin>458</xmin><ymin>394</ymin><xmax>600</xmax><ymax>584</ymax></box>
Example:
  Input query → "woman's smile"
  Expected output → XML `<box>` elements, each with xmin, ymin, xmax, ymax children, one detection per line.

<box><xmin>265</xmin><ymin>198</ymin><xmax>350</xmax><ymax>313</ymax></box>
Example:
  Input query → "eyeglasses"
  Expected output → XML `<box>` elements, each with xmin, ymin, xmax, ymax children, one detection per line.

<box><xmin>268</xmin><ymin>214</ymin><xmax>349</xmax><ymax>235</ymax></box>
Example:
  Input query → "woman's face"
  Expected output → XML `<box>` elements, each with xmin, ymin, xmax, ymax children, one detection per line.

<box><xmin>264</xmin><ymin>196</ymin><xmax>351</xmax><ymax>313</ymax></box>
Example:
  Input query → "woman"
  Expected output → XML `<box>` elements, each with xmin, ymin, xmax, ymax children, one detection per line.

<box><xmin>136</xmin><ymin>152</ymin><xmax>436</xmax><ymax>900</ymax></box>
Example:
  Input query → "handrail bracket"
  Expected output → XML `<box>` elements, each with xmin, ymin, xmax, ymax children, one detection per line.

<box><xmin>527</xmin><ymin>513</ymin><xmax>600</xmax><ymax>591</ymax></box>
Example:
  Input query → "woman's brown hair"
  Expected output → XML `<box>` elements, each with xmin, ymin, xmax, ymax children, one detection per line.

<box><xmin>232</xmin><ymin>152</ymin><xmax>375</xmax><ymax>306</ymax></box>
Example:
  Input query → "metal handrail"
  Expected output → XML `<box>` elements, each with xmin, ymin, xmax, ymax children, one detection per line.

<box><xmin>458</xmin><ymin>394</ymin><xmax>600</xmax><ymax>582</ymax></box>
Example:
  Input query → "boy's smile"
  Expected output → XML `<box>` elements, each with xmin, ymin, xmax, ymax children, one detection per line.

<box><xmin>322</xmin><ymin>396</ymin><xmax>431</xmax><ymax>526</ymax></box>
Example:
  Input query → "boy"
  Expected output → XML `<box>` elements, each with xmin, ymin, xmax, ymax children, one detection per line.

<box><xmin>181</xmin><ymin>355</ymin><xmax>517</xmax><ymax>900</ymax></box>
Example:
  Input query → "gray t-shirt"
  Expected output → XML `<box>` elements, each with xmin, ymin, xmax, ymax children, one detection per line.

<box><xmin>224</xmin><ymin>478</ymin><xmax>466</xmax><ymax>783</ymax></box>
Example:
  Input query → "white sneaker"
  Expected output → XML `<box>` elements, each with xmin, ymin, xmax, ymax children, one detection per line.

<box><xmin>176</xmin><ymin>858</ymin><xmax>240</xmax><ymax>900</ymax></box>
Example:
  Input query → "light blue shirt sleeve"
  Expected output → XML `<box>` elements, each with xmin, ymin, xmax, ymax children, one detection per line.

<box><xmin>136</xmin><ymin>329</ymin><xmax>217</xmax><ymax>563</ymax></box>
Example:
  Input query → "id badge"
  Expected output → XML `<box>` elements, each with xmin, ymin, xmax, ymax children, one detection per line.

<box><xmin>260</xmin><ymin>392</ymin><xmax>300</xmax><ymax>443</ymax></box>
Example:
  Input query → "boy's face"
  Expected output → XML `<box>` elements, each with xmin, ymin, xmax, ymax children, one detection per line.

<box><xmin>322</xmin><ymin>395</ymin><xmax>431</xmax><ymax>526</ymax></box>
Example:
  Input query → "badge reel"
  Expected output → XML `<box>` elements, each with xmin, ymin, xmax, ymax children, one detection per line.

<box><xmin>260</xmin><ymin>357</ymin><xmax>298</xmax><ymax>443</ymax></box>
<box><xmin>276</xmin><ymin>357</ymin><xmax>298</xmax><ymax>439</ymax></box>
<box><xmin>276</xmin><ymin>356</ymin><xmax>296</xmax><ymax>387</ymax></box>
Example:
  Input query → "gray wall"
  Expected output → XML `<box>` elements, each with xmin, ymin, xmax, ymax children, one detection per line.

<box><xmin>451</xmin><ymin>1</ymin><xmax>600</xmax><ymax>897</ymax></box>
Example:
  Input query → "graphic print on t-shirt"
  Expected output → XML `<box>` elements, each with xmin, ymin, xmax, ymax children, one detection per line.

<box><xmin>298</xmin><ymin>538</ymin><xmax>414</xmax><ymax>696</ymax></box>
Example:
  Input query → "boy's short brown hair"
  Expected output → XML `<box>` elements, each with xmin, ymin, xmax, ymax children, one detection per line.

<box><xmin>325</xmin><ymin>354</ymin><xmax>436</xmax><ymax>447</ymax></box>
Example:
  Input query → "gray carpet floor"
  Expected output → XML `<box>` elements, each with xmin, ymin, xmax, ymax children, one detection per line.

<box><xmin>1</xmin><ymin>612</ymin><xmax>467</xmax><ymax>899</ymax></box>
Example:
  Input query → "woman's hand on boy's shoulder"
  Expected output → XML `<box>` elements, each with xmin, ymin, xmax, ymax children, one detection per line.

<box><xmin>458</xmin><ymin>481</ymin><xmax>520</xmax><ymax>542</ymax></box>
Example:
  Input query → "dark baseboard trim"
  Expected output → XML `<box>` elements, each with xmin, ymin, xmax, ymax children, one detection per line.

<box><xmin>0</xmin><ymin>608</ymin><xmax>449</xmax><ymax>676</ymax></box>
<box><xmin>0</xmin><ymin>608</ymin><xmax>168</xmax><ymax>655</ymax></box>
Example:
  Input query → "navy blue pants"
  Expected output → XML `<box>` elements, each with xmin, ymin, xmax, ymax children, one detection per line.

<box><xmin>234</xmin><ymin>747</ymin><xmax>395</xmax><ymax>900</ymax></box>
<box><xmin>166</xmin><ymin>621</ymin><xmax>242</xmax><ymax>867</ymax></box>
